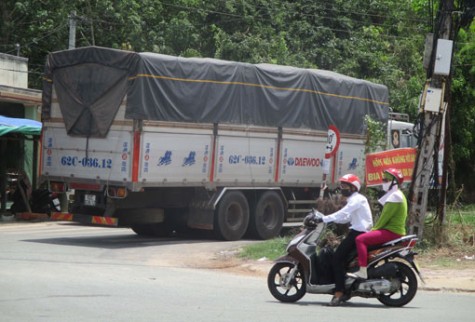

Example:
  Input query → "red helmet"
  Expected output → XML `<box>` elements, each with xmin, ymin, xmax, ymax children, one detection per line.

<box><xmin>339</xmin><ymin>174</ymin><xmax>361</xmax><ymax>192</ymax></box>
<box><xmin>383</xmin><ymin>168</ymin><xmax>404</xmax><ymax>185</ymax></box>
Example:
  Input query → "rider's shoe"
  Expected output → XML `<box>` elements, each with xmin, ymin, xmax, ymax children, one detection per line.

<box><xmin>339</xmin><ymin>293</ymin><xmax>351</xmax><ymax>302</ymax></box>
<box><xmin>327</xmin><ymin>295</ymin><xmax>344</xmax><ymax>307</ymax></box>
<box><xmin>347</xmin><ymin>266</ymin><xmax>367</xmax><ymax>280</ymax></box>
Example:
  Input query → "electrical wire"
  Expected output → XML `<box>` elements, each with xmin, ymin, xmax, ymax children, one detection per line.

<box><xmin>182</xmin><ymin>1</ymin><xmax>426</xmax><ymax>36</ymax></box>
<box><xmin>78</xmin><ymin>8</ymin><xmax>427</xmax><ymax>43</ymax></box>
<box><xmin>172</xmin><ymin>0</ymin><xmax>431</xmax><ymax>25</ymax></box>
<box><xmin>2</xmin><ymin>22</ymin><xmax>69</xmax><ymax>56</ymax></box>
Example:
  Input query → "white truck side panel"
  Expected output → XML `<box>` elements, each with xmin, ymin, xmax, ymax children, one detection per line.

<box><xmin>280</xmin><ymin>134</ymin><xmax>365</xmax><ymax>185</ymax></box>
<box><xmin>41</xmin><ymin>125</ymin><xmax>133</xmax><ymax>182</ymax></box>
<box><xmin>42</xmin><ymin>118</ymin><xmax>366</xmax><ymax>188</ymax></box>
<box><xmin>280</xmin><ymin>134</ymin><xmax>326</xmax><ymax>185</ymax></box>
<box><xmin>334</xmin><ymin>138</ymin><xmax>366</xmax><ymax>182</ymax></box>
<box><xmin>214</xmin><ymin>132</ymin><xmax>277</xmax><ymax>184</ymax></box>
<box><xmin>139</xmin><ymin>130</ymin><xmax>213</xmax><ymax>184</ymax></box>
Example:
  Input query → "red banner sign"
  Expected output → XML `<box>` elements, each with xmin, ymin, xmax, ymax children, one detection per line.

<box><xmin>365</xmin><ymin>148</ymin><xmax>417</xmax><ymax>186</ymax></box>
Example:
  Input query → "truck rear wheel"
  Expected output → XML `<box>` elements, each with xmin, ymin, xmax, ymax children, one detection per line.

<box><xmin>248</xmin><ymin>191</ymin><xmax>284</xmax><ymax>240</ymax></box>
<box><xmin>214</xmin><ymin>191</ymin><xmax>250</xmax><ymax>241</ymax></box>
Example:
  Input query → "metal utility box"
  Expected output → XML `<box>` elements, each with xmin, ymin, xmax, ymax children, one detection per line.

<box><xmin>433</xmin><ymin>39</ymin><xmax>453</xmax><ymax>76</ymax></box>
<box><xmin>424</xmin><ymin>87</ymin><xmax>443</xmax><ymax>113</ymax></box>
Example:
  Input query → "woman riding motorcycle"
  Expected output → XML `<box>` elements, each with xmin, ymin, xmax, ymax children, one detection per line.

<box><xmin>348</xmin><ymin>168</ymin><xmax>408</xmax><ymax>280</ymax></box>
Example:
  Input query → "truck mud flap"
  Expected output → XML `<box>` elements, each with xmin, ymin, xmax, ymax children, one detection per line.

<box><xmin>50</xmin><ymin>212</ymin><xmax>118</xmax><ymax>226</ymax></box>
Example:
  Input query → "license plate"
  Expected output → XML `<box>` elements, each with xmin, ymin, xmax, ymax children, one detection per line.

<box><xmin>84</xmin><ymin>194</ymin><xmax>96</xmax><ymax>206</ymax></box>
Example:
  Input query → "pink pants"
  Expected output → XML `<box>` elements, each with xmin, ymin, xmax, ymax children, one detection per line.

<box><xmin>355</xmin><ymin>229</ymin><xmax>403</xmax><ymax>267</ymax></box>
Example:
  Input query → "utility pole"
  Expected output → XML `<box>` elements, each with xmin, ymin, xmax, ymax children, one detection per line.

<box><xmin>408</xmin><ymin>0</ymin><xmax>455</xmax><ymax>239</ymax></box>
<box><xmin>68</xmin><ymin>11</ymin><xmax>77</xmax><ymax>50</ymax></box>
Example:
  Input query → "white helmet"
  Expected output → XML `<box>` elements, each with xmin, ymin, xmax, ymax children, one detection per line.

<box><xmin>339</xmin><ymin>173</ymin><xmax>361</xmax><ymax>192</ymax></box>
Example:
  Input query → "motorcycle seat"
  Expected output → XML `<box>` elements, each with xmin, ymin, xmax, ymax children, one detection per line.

<box><xmin>381</xmin><ymin>234</ymin><xmax>417</xmax><ymax>247</ymax></box>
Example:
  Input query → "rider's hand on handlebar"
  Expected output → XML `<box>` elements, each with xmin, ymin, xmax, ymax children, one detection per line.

<box><xmin>303</xmin><ymin>210</ymin><xmax>323</xmax><ymax>227</ymax></box>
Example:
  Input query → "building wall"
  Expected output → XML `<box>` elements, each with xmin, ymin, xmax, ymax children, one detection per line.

<box><xmin>0</xmin><ymin>53</ymin><xmax>28</xmax><ymax>88</ymax></box>
<box><xmin>0</xmin><ymin>52</ymin><xmax>40</xmax><ymax>195</ymax></box>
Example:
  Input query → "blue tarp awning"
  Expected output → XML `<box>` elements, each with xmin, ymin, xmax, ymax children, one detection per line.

<box><xmin>0</xmin><ymin>115</ymin><xmax>42</xmax><ymax>136</ymax></box>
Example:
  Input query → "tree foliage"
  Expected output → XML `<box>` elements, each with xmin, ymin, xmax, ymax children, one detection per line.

<box><xmin>0</xmin><ymin>0</ymin><xmax>474</xmax><ymax>197</ymax></box>
<box><xmin>451</xmin><ymin>21</ymin><xmax>475</xmax><ymax>196</ymax></box>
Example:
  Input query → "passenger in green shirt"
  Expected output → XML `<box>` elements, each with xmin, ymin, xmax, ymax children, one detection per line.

<box><xmin>348</xmin><ymin>168</ymin><xmax>407</xmax><ymax>280</ymax></box>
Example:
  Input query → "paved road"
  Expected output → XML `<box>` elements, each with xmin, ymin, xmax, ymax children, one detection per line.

<box><xmin>0</xmin><ymin>222</ymin><xmax>473</xmax><ymax>322</ymax></box>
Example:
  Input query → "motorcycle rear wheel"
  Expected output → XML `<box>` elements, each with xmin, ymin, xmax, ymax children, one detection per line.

<box><xmin>377</xmin><ymin>262</ymin><xmax>418</xmax><ymax>307</ymax></box>
<box><xmin>267</xmin><ymin>262</ymin><xmax>306</xmax><ymax>303</ymax></box>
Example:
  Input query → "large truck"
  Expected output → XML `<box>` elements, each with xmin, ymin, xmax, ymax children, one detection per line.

<box><xmin>40</xmin><ymin>46</ymin><xmax>395</xmax><ymax>241</ymax></box>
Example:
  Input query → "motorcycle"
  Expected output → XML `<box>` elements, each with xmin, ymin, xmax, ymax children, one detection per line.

<box><xmin>10</xmin><ymin>187</ymin><xmax>61</xmax><ymax>215</ymax></box>
<box><xmin>267</xmin><ymin>210</ymin><xmax>424</xmax><ymax>307</ymax></box>
<box><xmin>31</xmin><ymin>189</ymin><xmax>61</xmax><ymax>214</ymax></box>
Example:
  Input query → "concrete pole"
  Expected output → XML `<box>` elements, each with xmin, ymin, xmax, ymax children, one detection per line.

<box><xmin>408</xmin><ymin>0</ymin><xmax>455</xmax><ymax>240</ymax></box>
<box><xmin>68</xmin><ymin>11</ymin><xmax>77</xmax><ymax>50</ymax></box>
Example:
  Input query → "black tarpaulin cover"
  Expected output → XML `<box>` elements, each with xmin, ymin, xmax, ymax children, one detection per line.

<box><xmin>42</xmin><ymin>47</ymin><xmax>139</xmax><ymax>137</ymax></box>
<box><xmin>43</xmin><ymin>46</ymin><xmax>389</xmax><ymax>137</ymax></box>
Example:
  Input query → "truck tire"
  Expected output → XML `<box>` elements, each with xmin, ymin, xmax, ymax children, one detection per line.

<box><xmin>248</xmin><ymin>191</ymin><xmax>284</xmax><ymax>240</ymax></box>
<box><xmin>214</xmin><ymin>191</ymin><xmax>250</xmax><ymax>241</ymax></box>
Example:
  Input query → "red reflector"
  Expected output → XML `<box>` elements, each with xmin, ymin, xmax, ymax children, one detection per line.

<box><xmin>91</xmin><ymin>216</ymin><xmax>118</xmax><ymax>226</ymax></box>
<box><xmin>107</xmin><ymin>187</ymin><xmax>127</xmax><ymax>198</ymax></box>
<box><xmin>51</xmin><ymin>213</ymin><xmax>73</xmax><ymax>221</ymax></box>
<box><xmin>69</xmin><ymin>182</ymin><xmax>102</xmax><ymax>191</ymax></box>
<box><xmin>50</xmin><ymin>182</ymin><xmax>65</xmax><ymax>192</ymax></box>
<box><xmin>116</xmin><ymin>187</ymin><xmax>127</xmax><ymax>198</ymax></box>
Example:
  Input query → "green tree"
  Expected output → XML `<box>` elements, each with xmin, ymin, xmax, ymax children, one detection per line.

<box><xmin>451</xmin><ymin>21</ymin><xmax>475</xmax><ymax>194</ymax></box>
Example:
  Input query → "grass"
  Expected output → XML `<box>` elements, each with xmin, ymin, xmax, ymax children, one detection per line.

<box><xmin>415</xmin><ymin>206</ymin><xmax>475</xmax><ymax>268</ymax></box>
<box><xmin>446</xmin><ymin>205</ymin><xmax>475</xmax><ymax>225</ymax></box>
<box><xmin>238</xmin><ymin>236</ymin><xmax>292</xmax><ymax>261</ymax></box>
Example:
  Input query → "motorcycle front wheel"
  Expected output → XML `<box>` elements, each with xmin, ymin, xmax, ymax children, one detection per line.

<box><xmin>377</xmin><ymin>262</ymin><xmax>418</xmax><ymax>307</ymax></box>
<box><xmin>267</xmin><ymin>262</ymin><xmax>306</xmax><ymax>303</ymax></box>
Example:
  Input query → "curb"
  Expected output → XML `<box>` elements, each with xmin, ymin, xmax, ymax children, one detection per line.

<box><xmin>16</xmin><ymin>212</ymin><xmax>50</xmax><ymax>220</ymax></box>
<box><xmin>1</xmin><ymin>213</ymin><xmax>50</xmax><ymax>222</ymax></box>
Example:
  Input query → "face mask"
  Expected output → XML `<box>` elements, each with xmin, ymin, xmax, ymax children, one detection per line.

<box><xmin>341</xmin><ymin>188</ymin><xmax>353</xmax><ymax>197</ymax></box>
<box><xmin>382</xmin><ymin>182</ymin><xmax>392</xmax><ymax>192</ymax></box>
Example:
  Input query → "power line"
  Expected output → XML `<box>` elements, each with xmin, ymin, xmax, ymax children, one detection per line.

<box><xmin>203</xmin><ymin>0</ymin><xmax>428</xmax><ymax>25</ymax></box>
<box><xmin>3</xmin><ymin>22</ymin><xmax>68</xmax><ymax>56</ymax></box>
<box><xmin>158</xmin><ymin>1</ymin><xmax>429</xmax><ymax>41</ymax></box>
<box><xmin>82</xmin><ymin>7</ymin><xmax>426</xmax><ymax>43</ymax></box>
<box><xmin>162</xmin><ymin>0</ymin><xmax>430</xmax><ymax>29</ymax></box>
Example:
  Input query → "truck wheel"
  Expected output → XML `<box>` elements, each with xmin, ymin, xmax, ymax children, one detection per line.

<box><xmin>214</xmin><ymin>191</ymin><xmax>250</xmax><ymax>241</ymax></box>
<box><xmin>248</xmin><ymin>191</ymin><xmax>284</xmax><ymax>240</ymax></box>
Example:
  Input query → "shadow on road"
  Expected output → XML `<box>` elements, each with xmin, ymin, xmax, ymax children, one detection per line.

<box><xmin>20</xmin><ymin>223</ymin><xmax>261</xmax><ymax>249</ymax></box>
<box><xmin>270</xmin><ymin>299</ymin><xmax>417</xmax><ymax>309</ymax></box>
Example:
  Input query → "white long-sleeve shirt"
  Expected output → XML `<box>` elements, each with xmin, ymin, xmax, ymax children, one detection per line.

<box><xmin>322</xmin><ymin>192</ymin><xmax>373</xmax><ymax>232</ymax></box>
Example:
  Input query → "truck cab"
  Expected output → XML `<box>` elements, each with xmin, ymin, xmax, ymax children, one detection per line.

<box><xmin>388</xmin><ymin>113</ymin><xmax>417</xmax><ymax>149</ymax></box>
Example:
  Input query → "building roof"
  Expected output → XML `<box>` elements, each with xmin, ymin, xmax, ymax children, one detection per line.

<box><xmin>0</xmin><ymin>85</ymin><xmax>42</xmax><ymax>106</ymax></box>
